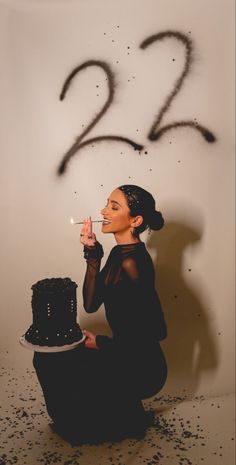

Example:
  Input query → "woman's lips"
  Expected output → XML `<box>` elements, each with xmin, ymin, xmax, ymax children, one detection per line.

<box><xmin>102</xmin><ymin>219</ymin><xmax>111</xmax><ymax>225</ymax></box>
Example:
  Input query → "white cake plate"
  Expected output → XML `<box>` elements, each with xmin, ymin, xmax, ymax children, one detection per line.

<box><xmin>19</xmin><ymin>333</ymin><xmax>86</xmax><ymax>353</ymax></box>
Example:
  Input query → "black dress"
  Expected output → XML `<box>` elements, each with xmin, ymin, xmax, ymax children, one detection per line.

<box><xmin>33</xmin><ymin>241</ymin><xmax>167</xmax><ymax>444</ymax></box>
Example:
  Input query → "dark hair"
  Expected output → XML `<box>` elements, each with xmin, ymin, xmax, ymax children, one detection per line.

<box><xmin>118</xmin><ymin>185</ymin><xmax>164</xmax><ymax>236</ymax></box>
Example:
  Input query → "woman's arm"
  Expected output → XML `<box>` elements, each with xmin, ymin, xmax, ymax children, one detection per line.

<box><xmin>95</xmin><ymin>255</ymin><xmax>166</xmax><ymax>351</ymax></box>
<box><xmin>80</xmin><ymin>217</ymin><xmax>105</xmax><ymax>313</ymax></box>
<box><xmin>118</xmin><ymin>257</ymin><xmax>167</xmax><ymax>343</ymax></box>
<box><xmin>95</xmin><ymin>258</ymin><xmax>157</xmax><ymax>351</ymax></box>
<box><xmin>82</xmin><ymin>242</ymin><xmax>104</xmax><ymax>312</ymax></box>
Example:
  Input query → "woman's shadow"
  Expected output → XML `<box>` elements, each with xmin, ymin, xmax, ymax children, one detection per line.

<box><xmin>147</xmin><ymin>213</ymin><xmax>219</xmax><ymax>402</ymax></box>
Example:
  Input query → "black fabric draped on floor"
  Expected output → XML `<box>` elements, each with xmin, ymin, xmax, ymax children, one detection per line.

<box><xmin>33</xmin><ymin>242</ymin><xmax>168</xmax><ymax>444</ymax></box>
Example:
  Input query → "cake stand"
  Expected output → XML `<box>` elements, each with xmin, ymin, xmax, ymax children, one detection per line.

<box><xmin>19</xmin><ymin>332</ymin><xmax>86</xmax><ymax>353</ymax></box>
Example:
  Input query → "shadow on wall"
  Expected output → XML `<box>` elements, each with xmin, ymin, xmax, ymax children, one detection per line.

<box><xmin>147</xmin><ymin>217</ymin><xmax>219</xmax><ymax>399</ymax></box>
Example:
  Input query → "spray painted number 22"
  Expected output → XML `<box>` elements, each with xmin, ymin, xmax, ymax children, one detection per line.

<box><xmin>58</xmin><ymin>30</ymin><xmax>216</xmax><ymax>176</ymax></box>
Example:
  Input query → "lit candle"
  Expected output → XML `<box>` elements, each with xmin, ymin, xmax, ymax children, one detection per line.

<box><xmin>70</xmin><ymin>217</ymin><xmax>103</xmax><ymax>225</ymax></box>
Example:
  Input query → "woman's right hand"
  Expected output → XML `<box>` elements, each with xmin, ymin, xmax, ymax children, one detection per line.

<box><xmin>80</xmin><ymin>216</ymin><xmax>97</xmax><ymax>248</ymax></box>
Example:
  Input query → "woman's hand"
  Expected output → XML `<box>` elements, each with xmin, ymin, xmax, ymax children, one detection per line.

<box><xmin>84</xmin><ymin>330</ymin><xmax>98</xmax><ymax>349</ymax></box>
<box><xmin>80</xmin><ymin>217</ymin><xmax>97</xmax><ymax>248</ymax></box>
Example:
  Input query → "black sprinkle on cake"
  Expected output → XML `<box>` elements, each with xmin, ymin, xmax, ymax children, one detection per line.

<box><xmin>24</xmin><ymin>278</ymin><xmax>83</xmax><ymax>346</ymax></box>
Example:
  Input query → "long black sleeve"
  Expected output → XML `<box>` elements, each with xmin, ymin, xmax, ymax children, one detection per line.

<box><xmin>113</xmin><ymin>256</ymin><xmax>166</xmax><ymax>344</ymax></box>
<box><xmin>83</xmin><ymin>242</ymin><xmax>167</xmax><ymax>352</ymax></box>
<box><xmin>82</xmin><ymin>242</ymin><xmax>104</xmax><ymax>313</ymax></box>
<box><xmin>96</xmin><ymin>251</ymin><xmax>167</xmax><ymax>351</ymax></box>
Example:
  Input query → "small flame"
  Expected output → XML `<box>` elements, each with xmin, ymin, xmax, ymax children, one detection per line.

<box><xmin>70</xmin><ymin>217</ymin><xmax>74</xmax><ymax>224</ymax></box>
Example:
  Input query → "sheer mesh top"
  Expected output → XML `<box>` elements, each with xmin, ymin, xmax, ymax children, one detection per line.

<box><xmin>83</xmin><ymin>242</ymin><xmax>167</xmax><ymax>352</ymax></box>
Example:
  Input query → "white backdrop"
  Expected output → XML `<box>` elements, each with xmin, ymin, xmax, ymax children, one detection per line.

<box><xmin>0</xmin><ymin>0</ymin><xmax>235</xmax><ymax>398</ymax></box>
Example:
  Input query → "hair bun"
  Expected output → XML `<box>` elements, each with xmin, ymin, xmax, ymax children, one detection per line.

<box><xmin>148</xmin><ymin>210</ymin><xmax>164</xmax><ymax>231</ymax></box>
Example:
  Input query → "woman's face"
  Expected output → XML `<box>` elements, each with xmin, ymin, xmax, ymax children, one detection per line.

<box><xmin>100</xmin><ymin>188</ymin><xmax>134</xmax><ymax>236</ymax></box>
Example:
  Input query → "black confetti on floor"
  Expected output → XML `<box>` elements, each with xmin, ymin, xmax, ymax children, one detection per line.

<box><xmin>0</xmin><ymin>358</ymin><xmax>234</xmax><ymax>465</ymax></box>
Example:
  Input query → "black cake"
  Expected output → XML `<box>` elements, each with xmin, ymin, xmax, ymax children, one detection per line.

<box><xmin>24</xmin><ymin>277</ymin><xmax>83</xmax><ymax>347</ymax></box>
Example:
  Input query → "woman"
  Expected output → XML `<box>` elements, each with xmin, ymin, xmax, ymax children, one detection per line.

<box><xmin>34</xmin><ymin>185</ymin><xmax>167</xmax><ymax>445</ymax></box>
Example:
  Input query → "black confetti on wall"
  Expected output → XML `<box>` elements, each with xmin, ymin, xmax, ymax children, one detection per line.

<box><xmin>56</xmin><ymin>30</ymin><xmax>217</xmax><ymax>177</ymax></box>
<box><xmin>140</xmin><ymin>31</ymin><xmax>216</xmax><ymax>143</ymax></box>
<box><xmin>57</xmin><ymin>60</ymin><xmax>143</xmax><ymax>175</ymax></box>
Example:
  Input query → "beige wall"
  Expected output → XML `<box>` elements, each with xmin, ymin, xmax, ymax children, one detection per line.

<box><xmin>0</xmin><ymin>0</ymin><xmax>235</xmax><ymax>398</ymax></box>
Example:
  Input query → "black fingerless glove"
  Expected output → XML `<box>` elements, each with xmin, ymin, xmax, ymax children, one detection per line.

<box><xmin>83</xmin><ymin>242</ymin><xmax>104</xmax><ymax>260</ymax></box>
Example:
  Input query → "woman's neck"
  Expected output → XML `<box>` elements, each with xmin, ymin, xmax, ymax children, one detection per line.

<box><xmin>114</xmin><ymin>232</ymin><xmax>141</xmax><ymax>245</ymax></box>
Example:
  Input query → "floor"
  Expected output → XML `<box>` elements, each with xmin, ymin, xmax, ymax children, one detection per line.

<box><xmin>0</xmin><ymin>360</ymin><xmax>235</xmax><ymax>465</ymax></box>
